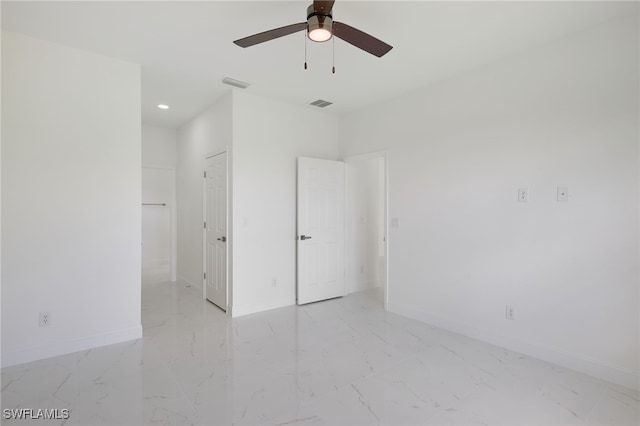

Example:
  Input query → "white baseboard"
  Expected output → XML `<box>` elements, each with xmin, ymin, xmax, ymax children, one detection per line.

<box><xmin>388</xmin><ymin>302</ymin><xmax>639</xmax><ymax>391</ymax></box>
<box><xmin>142</xmin><ymin>259</ymin><xmax>170</xmax><ymax>269</ymax></box>
<box><xmin>177</xmin><ymin>274</ymin><xmax>202</xmax><ymax>291</ymax></box>
<box><xmin>232</xmin><ymin>299</ymin><xmax>296</xmax><ymax>318</ymax></box>
<box><xmin>349</xmin><ymin>280</ymin><xmax>379</xmax><ymax>293</ymax></box>
<box><xmin>1</xmin><ymin>325</ymin><xmax>143</xmax><ymax>368</ymax></box>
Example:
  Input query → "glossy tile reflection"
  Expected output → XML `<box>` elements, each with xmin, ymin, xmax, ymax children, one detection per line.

<box><xmin>2</xmin><ymin>280</ymin><xmax>638</xmax><ymax>425</ymax></box>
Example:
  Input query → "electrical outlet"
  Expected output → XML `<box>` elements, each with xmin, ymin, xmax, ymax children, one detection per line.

<box><xmin>39</xmin><ymin>311</ymin><xmax>52</xmax><ymax>327</ymax></box>
<box><xmin>518</xmin><ymin>188</ymin><xmax>528</xmax><ymax>203</ymax></box>
<box><xmin>505</xmin><ymin>305</ymin><xmax>515</xmax><ymax>320</ymax></box>
<box><xmin>557</xmin><ymin>186</ymin><xmax>569</xmax><ymax>202</ymax></box>
<box><xmin>271</xmin><ymin>278</ymin><xmax>277</xmax><ymax>287</ymax></box>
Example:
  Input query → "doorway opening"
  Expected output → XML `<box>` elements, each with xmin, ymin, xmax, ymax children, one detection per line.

<box><xmin>345</xmin><ymin>151</ymin><xmax>388</xmax><ymax>309</ymax></box>
<box><xmin>142</xmin><ymin>167</ymin><xmax>177</xmax><ymax>284</ymax></box>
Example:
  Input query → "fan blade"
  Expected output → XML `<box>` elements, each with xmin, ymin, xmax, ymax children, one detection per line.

<box><xmin>313</xmin><ymin>0</ymin><xmax>335</xmax><ymax>14</ymax></box>
<box><xmin>333</xmin><ymin>22</ymin><xmax>392</xmax><ymax>57</ymax></box>
<box><xmin>234</xmin><ymin>22</ymin><xmax>307</xmax><ymax>48</ymax></box>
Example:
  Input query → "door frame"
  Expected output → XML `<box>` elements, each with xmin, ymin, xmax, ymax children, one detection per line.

<box><xmin>203</xmin><ymin>149</ymin><xmax>231</xmax><ymax>314</ymax></box>
<box><xmin>344</xmin><ymin>150</ymin><xmax>389</xmax><ymax>310</ymax></box>
<box><xmin>141</xmin><ymin>165</ymin><xmax>177</xmax><ymax>282</ymax></box>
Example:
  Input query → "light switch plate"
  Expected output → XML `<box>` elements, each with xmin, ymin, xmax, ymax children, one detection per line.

<box><xmin>557</xmin><ymin>186</ymin><xmax>569</xmax><ymax>202</ymax></box>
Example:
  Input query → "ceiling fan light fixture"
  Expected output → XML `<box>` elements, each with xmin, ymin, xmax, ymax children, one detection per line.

<box><xmin>308</xmin><ymin>26</ymin><xmax>332</xmax><ymax>42</ymax></box>
<box><xmin>307</xmin><ymin>5</ymin><xmax>333</xmax><ymax>42</ymax></box>
<box><xmin>233</xmin><ymin>0</ymin><xmax>393</xmax><ymax>58</ymax></box>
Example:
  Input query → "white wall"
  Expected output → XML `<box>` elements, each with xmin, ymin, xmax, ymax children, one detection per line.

<box><xmin>176</xmin><ymin>90</ymin><xmax>339</xmax><ymax>315</ymax></box>
<box><xmin>1</xmin><ymin>13</ymin><xmax>4</xmax><ymax>352</ymax></box>
<box><xmin>1</xmin><ymin>31</ymin><xmax>142</xmax><ymax>366</ymax></box>
<box><xmin>346</xmin><ymin>157</ymin><xmax>384</xmax><ymax>293</ymax></box>
<box><xmin>340</xmin><ymin>15</ymin><xmax>639</xmax><ymax>389</ymax></box>
<box><xmin>231</xmin><ymin>91</ymin><xmax>339</xmax><ymax>316</ymax></box>
<box><xmin>177</xmin><ymin>93</ymin><xmax>232</xmax><ymax>290</ymax></box>
<box><xmin>142</xmin><ymin>125</ymin><xmax>177</xmax><ymax>169</ymax></box>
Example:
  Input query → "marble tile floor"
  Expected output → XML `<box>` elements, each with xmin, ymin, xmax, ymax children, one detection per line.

<box><xmin>1</xmin><ymin>280</ymin><xmax>638</xmax><ymax>426</ymax></box>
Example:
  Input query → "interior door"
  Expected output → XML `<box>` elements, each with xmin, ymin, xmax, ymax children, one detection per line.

<box><xmin>205</xmin><ymin>152</ymin><xmax>227</xmax><ymax>311</ymax></box>
<box><xmin>297</xmin><ymin>157</ymin><xmax>345</xmax><ymax>305</ymax></box>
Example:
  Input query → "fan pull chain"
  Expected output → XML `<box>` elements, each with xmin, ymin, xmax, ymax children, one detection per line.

<box><xmin>332</xmin><ymin>36</ymin><xmax>336</xmax><ymax>74</ymax></box>
<box><xmin>304</xmin><ymin>32</ymin><xmax>308</xmax><ymax>70</ymax></box>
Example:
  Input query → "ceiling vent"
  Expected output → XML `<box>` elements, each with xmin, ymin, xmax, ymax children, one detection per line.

<box><xmin>222</xmin><ymin>77</ymin><xmax>250</xmax><ymax>89</ymax></box>
<box><xmin>309</xmin><ymin>99</ymin><xmax>333</xmax><ymax>108</ymax></box>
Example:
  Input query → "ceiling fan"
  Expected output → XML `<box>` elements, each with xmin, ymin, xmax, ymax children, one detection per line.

<box><xmin>233</xmin><ymin>0</ymin><xmax>393</xmax><ymax>59</ymax></box>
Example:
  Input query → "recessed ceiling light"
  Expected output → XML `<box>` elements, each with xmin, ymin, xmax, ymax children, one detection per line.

<box><xmin>158</xmin><ymin>104</ymin><xmax>170</xmax><ymax>110</ymax></box>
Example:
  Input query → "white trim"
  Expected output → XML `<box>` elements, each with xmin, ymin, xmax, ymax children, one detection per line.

<box><xmin>232</xmin><ymin>299</ymin><xmax>296</xmax><ymax>318</ymax></box>
<box><xmin>204</xmin><ymin>149</ymin><xmax>227</xmax><ymax>160</ymax></box>
<box><xmin>1</xmin><ymin>325</ymin><xmax>143</xmax><ymax>368</ymax></box>
<box><xmin>389</xmin><ymin>302</ymin><xmax>640</xmax><ymax>391</ymax></box>
<box><xmin>344</xmin><ymin>150</ymin><xmax>390</xmax><ymax>311</ymax></box>
<box><xmin>202</xmin><ymin>160</ymin><xmax>206</xmax><ymax>299</ymax></box>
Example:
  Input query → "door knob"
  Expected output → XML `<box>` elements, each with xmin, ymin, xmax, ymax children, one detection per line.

<box><xmin>217</xmin><ymin>236</ymin><xmax>226</xmax><ymax>242</ymax></box>
<box><xmin>300</xmin><ymin>235</ymin><xmax>312</xmax><ymax>240</ymax></box>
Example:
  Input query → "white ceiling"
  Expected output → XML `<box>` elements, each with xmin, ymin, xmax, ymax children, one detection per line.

<box><xmin>2</xmin><ymin>1</ymin><xmax>634</xmax><ymax>129</ymax></box>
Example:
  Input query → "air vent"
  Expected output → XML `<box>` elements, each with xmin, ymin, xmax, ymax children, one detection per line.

<box><xmin>222</xmin><ymin>77</ymin><xmax>250</xmax><ymax>89</ymax></box>
<box><xmin>309</xmin><ymin>99</ymin><xmax>333</xmax><ymax>108</ymax></box>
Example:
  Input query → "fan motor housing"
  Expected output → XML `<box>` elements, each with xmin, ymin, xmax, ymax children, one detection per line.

<box><xmin>307</xmin><ymin>4</ymin><xmax>333</xmax><ymax>42</ymax></box>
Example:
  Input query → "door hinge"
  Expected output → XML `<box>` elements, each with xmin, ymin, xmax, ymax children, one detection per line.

<box><xmin>204</xmin><ymin>272</ymin><xmax>206</xmax><ymax>280</ymax></box>
<box><xmin>204</xmin><ymin>221</ymin><xmax>206</xmax><ymax>229</ymax></box>
<box><xmin>204</xmin><ymin>171</ymin><xmax>207</xmax><ymax>178</ymax></box>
